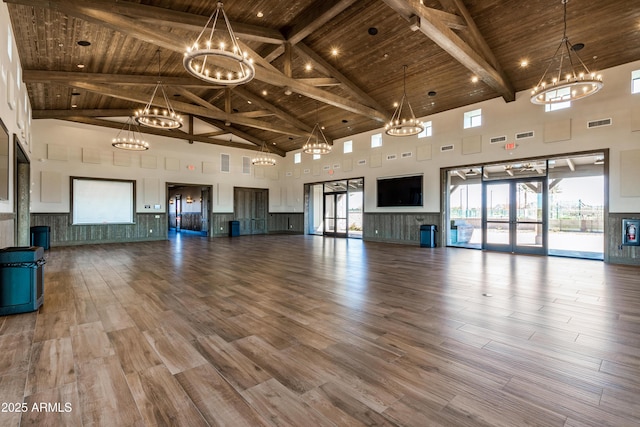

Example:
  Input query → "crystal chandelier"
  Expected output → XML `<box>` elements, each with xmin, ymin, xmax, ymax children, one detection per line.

<box><xmin>135</xmin><ymin>50</ymin><xmax>183</xmax><ymax>129</ymax></box>
<box><xmin>112</xmin><ymin>117</ymin><xmax>149</xmax><ymax>151</ymax></box>
<box><xmin>385</xmin><ymin>65</ymin><xmax>424</xmax><ymax>137</ymax></box>
<box><xmin>183</xmin><ymin>2</ymin><xmax>255</xmax><ymax>85</ymax></box>
<box><xmin>530</xmin><ymin>0</ymin><xmax>603</xmax><ymax>105</ymax></box>
<box><xmin>252</xmin><ymin>143</ymin><xmax>276</xmax><ymax>166</ymax></box>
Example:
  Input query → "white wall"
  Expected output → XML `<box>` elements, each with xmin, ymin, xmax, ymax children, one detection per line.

<box><xmin>27</xmin><ymin>59</ymin><xmax>640</xmax><ymax>217</ymax></box>
<box><xmin>0</xmin><ymin>2</ymin><xmax>31</xmax><ymax>213</ymax></box>
<box><xmin>277</xmin><ymin>60</ymin><xmax>640</xmax><ymax>214</ymax></box>
<box><xmin>30</xmin><ymin>120</ymin><xmax>278</xmax><ymax>214</ymax></box>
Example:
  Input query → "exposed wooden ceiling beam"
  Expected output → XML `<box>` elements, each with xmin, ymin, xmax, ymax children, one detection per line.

<box><xmin>383</xmin><ymin>0</ymin><xmax>515</xmax><ymax>102</ymax></box>
<box><xmin>70</xmin><ymin>81</ymin><xmax>312</xmax><ymax>138</ymax></box>
<box><xmin>196</xmin><ymin>117</ymin><xmax>286</xmax><ymax>157</ymax></box>
<box><xmin>32</xmin><ymin>109</ymin><xmax>132</xmax><ymax>119</ymax></box>
<box><xmin>297</xmin><ymin>78</ymin><xmax>341</xmax><ymax>87</ymax></box>
<box><xmin>285</xmin><ymin>0</ymin><xmax>359</xmax><ymax>46</ymax></box>
<box><xmin>4</xmin><ymin>0</ymin><xmax>285</xmax><ymax>45</ymax></box>
<box><xmin>22</xmin><ymin>70</ymin><xmax>220</xmax><ymax>88</ymax></box>
<box><xmin>57</xmin><ymin>116</ymin><xmax>261</xmax><ymax>150</ymax></box>
<box><xmin>14</xmin><ymin>0</ymin><xmax>389</xmax><ymax>123</ymax></box>
<box><xmin>295</xmin><ymin>43</ymin><xmax>388</xmax><ymax>113</ymax></box>
<box><xmin>231</xmin><ymin>86</ymin><xmax>314</xmax><ymax>133</ymax></box>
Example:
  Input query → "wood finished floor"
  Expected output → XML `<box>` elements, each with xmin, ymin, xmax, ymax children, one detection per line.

<box><xmin>1</xmin><ymin>234</ymin><xmax>639</xmax><ymax>426</ymax></box>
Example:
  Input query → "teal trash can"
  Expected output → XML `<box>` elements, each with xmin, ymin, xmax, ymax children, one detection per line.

<box><xmin>420</xmin><ymin>224</ymin><xmax>437</xmax><ymax>247</ymax></box>
<box><xmin>0</xmin><ymin>246</ymin><xmax>45</xmax><ymax>315</ymax></box>
<box><xmin>30</xmin><ymin>226</ymin><xmax>50</xmax><ymax>250</ymax></box>
<box><xmin>229</xmin><ymin>221</ymin><xmax>240</xmax><ymax>237</ymax></box>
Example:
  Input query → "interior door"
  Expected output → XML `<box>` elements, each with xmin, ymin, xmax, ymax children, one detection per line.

<box><xmin>483</xmin><ymin>179</ymin><xmax>546</xmax><ymax>254</ymax></box>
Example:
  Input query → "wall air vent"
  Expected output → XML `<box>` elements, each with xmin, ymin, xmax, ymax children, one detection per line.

<box><xmin>490</xmin><ymin>135</ymin><xmax>507</xmax><ymax>144</ymax></box>
<box><xmin>587</xmin><ymin>118</ymin><xmax>612</xmax><ymax>128</ymax></box>
<box><xmin>515</xmin><ymin>131</ymin><xmax>534</xmax><ymax>140</ymax></box>
<box><xmin>440</xmin><ymin>144</ymin><xmax>454</xmax><ymax>152</ymax></box>
<box><xmin>401</xmin><ymin>151</ymin><xmax>413</xmax><ymax>158</ymax></box>
<box><xmin>221</xmin><ymin>153</ymin><xmax>230</xmax><ymax>172</ymax></box>
<box><xmin>386</xmin><ymin>154</ymin><xmax>397</xmax><ymax>161</ymax></box>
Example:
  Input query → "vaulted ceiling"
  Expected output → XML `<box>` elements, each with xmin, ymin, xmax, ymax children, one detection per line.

<box><xmin>6</xmin><ymin>0</ymin><xmax>640</xmax><ymax>156</ymax></box>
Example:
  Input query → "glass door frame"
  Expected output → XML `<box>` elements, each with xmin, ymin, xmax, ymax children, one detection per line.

<box><xmin>482</xmin><ymin>177</ymin><xmax>548</xmax><ymax>255</ymax></box>
<box><xmin>324</xmin><ymin>191</ymin><xmax>348</xmax><ymax>237</ymax></box>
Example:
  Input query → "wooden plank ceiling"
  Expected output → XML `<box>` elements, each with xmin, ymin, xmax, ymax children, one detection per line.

<box><xmin>6</xmin><ymin>0</ymin><xmax>640</xmax><ymax>155</ymax></box>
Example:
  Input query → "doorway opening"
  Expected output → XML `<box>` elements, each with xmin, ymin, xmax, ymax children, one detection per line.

<box><xmin>306</xmin><ymin>178</ymin><xmax>364</xmax><ymax>238</ymax></box>
<box><xmin>14</xmin><ymin>136</ymin><xmax>30</xmax><ymax>246</ymax></box>
<box><xmin>167</xmin><ymin>184</ymin><xmax>212</xmax><ymax>236</ymax></box>
<box><xmin>445</xmin><ymin>151</ymin><xmax>605</xmax><ymax>259</ymax></box>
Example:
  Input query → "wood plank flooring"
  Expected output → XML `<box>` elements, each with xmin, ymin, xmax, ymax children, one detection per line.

<box><xmin>1</xmin><ymin>234</ymin><xmax>639</xmax><ymax>426</ymax></box>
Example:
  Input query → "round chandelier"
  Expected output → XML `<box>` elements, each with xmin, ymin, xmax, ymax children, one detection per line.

<box><xmin>135</xmin><ymin>50</ymin><xmax>183</xmax><ymax>129</ymax></box>
<box><xmin>112</xmin><ymin>117</ymin><xmax>149</xmax><ymax>151</ymax></box>
<box><xmin>385</xmin><ymin>65</ymin><xmax>424</xmax><ymax>137</ymax></box>
<box><xmin>252</xmin><ymin>143</ymin><xmax>276</xmax><ymax>166</ymax></box>
<box><xmin>134</xmin><ymin>83</ymin><xmax>183</xmax><ymax>129</ymax></box>
<box><xmin>530</xmin><ymin>0</ymin><xmax>603</xmax><ymax>105</ymax></box>
<box><xmin>183</xmin><ymin>2</ymin><xmax>255</xmax><ymax>85</ymax></box>
<box><xmin>303</xmin><ymin>123</ymin><xmax>332</xmax><ymax>155</ymax></box>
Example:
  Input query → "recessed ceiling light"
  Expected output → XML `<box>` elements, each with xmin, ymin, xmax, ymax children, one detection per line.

<box><xmin>368</xmin><ymin>27</ymin><xmax>378</xmax><ymax>36</ymax></box>
<box><xmin>76</xmin><ymin>40</ymin><xmax>91</xmax><ymax>47</ymax></box>
<box><xmin>393</xmin><ymin>101</ymin><xmax>399</xmax><ymax>108</ymax></box>
<box><xmin>71</xmin><ymin>92</ymin><xmax>81</xmax><ymax>96</ymax></box>
<box><xmin>428</xmin><ymin>90</ymin><xmax>437</xmax><ymax>97</ymax></box>
<box><xmin>520</xmin><ymin>59</ymin><xmax>529</xmax><ymax>67</ymax></box>
<box><xmin>305</xmin><ymin>63</ymin><xmax>312</xmax><ymax>71</ymax></box>
<box><xmin>342</xmin><ymin>119</ymin><xmax>348</xmax><ymax>123</ymax></box>
<box><xmin>331</xmin><ymin>48</ymin><xmax>339</xmax><ymax>56</ymax></box>
<box><xmin>262</xmin><ymin>90</ymin><xmax>268</xmax><ymax>96</ymax></box>
<box><xmin>76</xmin><ymin>64</ymin><xmax>85</xmax><ymax>69</ymax></box>
<box><xmin>571</xmin><ymin>43</ymin><xmax>584</xmax><ymax>52</ymax></box>
<box><xmin>471</xmin><ymin>76</ymin><xmax>479</xmax><ymax>83</ymax></box>
<box><xmin>256</xmin><ymin>11</ymin><xmax>264</xmax><ymax>18</ymax></box>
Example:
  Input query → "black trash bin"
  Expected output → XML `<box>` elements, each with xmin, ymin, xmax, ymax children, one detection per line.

<box><xmin>30</xmin><ymin>226</ymin><xmax>50</xmax><ymax>250</ymax></box>
<box><xmin>229</xmin><ymin>221</ymin><xmax>240</xmax><ymax>237</ymax></box>
<box><xmin>420</xmin><ymin>224</ymin><xmax>437</xmax><ymax>248</ymax></box>
<box><xmin>0</xmin><ymin>246</ymin><xmax>45</xmax><ymax>315</ymax></box>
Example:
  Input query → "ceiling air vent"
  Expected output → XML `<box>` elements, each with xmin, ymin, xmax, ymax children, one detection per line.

<box><xmin>440</xmin><ymin>144</ymin><xmax>454</xmax><ymax>152</ymax></box>
<box><xmin>490</xmin><ymin>135</ymin><xmax>507</xmax><ymax>144</ymax></box>
<box><xmin>515</xmin><ymin>131</ymin><xmax>534</xmax><ymax>140</ymax></box>
<box><xmin>587</xmin><ymin>118</ymin><xmax>612</xmax><ymax>128</ymax></box>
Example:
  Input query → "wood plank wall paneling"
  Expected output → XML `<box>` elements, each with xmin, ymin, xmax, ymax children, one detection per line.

<box><xmin>210</xmin><ymin>213</ymin><xmax>235</xmax><ymax>237</ymax></box>
<box><xmin>30</xmin><ymin>213</ymin><xmax>167</xmax><ymax>246</ymax></box>
<box><xmin>607</xmin><ymin>213</ymin><xmax>640</xmax><ymax>266</ymax></box>
<box><xmin>177</xmin><ymin>213</ymin><xmax>202</xmax><ymax>232</ymax></box>
<box><xmin>0</xmin><ymin>214</ymin><xmax>16</xmax><ymax>248</ymax></box>
<box><xmin>268</xmin><ymin>213</ymin><xmax>304</xmax><ymax>234</ymax></box>
<box><xmin>363</xmin><ymin>212</ymin><xmax>442</xmax><ymax>245</ymax></box>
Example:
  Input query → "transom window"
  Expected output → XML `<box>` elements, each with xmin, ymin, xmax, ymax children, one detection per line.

<box><xmin>344</xmin><ymin>140</ymin><xmax>353</xmax><ymax>153</ymax></box>
<box><xmin>418</xmin><ymin>121</ymin><xmax>432</xmax><ymax>138</ymax></box>
<box><xmin>463</xmin><ymin>109</ymin><xmax>482</xmax><ymax>129</ymax></box>
<box><xmin>632</xmin><ymin>70</ymin><xmax>640</xmax><ymax>94</ymax></box>
<box><xmin>544</xmin><ymin>87</ymin><xmax>571</xmax><ymax>112</ymax></box>
<box><xmin>294</xmin><ymin>152</ymin><xmax>301</xmax><ymax>164</ymax></box>
<box><xmin>371</xmin><ymin>133</ymin><xmax>382</xmax><ymax>148</ymax></box>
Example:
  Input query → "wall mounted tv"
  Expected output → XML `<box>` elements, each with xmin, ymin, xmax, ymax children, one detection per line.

<box><xmin>377</xmin><ymin>175</ymin><xmax>423</xmax><ymax>207</ymax></box>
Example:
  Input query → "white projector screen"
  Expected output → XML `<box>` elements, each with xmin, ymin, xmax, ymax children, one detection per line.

<box><xmin>72</xmin><ymin>178</ymin><xmax>135</xmax><ymax>225</ymax></box>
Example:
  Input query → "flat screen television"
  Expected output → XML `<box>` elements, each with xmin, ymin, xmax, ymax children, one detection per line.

<box><xmin>377</xmin><ymin>175</ymin><xmax>423</xmax><ymax>207</ymax></box>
